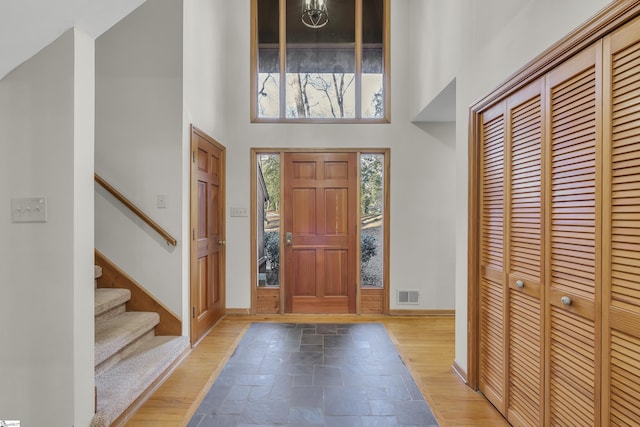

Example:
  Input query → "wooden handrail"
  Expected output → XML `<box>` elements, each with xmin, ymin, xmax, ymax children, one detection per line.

<box><xmin>95</xmin><ymin>174</ymin><xmax>177</xmax><ymax>246</ymax></box>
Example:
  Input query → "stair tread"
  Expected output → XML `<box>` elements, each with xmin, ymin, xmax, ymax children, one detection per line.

<box><xmin>95</xmin><ymin>288</ymin><xmax>131</xmax><ymax>317</ymax></box>
<box><xmin>95</xmin><ymin>311</ymin><xmax>160</xmax><ymax>367</ymax></box>
<box><xmin>92</xmin><ymin>335</ymin><xmax>189</xmax><ymax>427</ymax></box>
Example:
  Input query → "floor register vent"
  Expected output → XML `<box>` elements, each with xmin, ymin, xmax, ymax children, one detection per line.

<box><xmin>397</xmin><ymin>290</ymin><xmax>420</xmax><ymax>304</ymax></box>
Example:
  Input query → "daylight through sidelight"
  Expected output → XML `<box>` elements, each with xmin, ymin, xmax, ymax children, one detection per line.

<box><xmin>257</xmin><ymin>153</ymin><xmax>281</xmax><ymax>287</ymax></box>
<box><xmin>360</xmin><ymin>153</ymin><xmax>384</xmax><ymax>288</ymax></box>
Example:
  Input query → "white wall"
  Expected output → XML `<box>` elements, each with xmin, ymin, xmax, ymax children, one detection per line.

<box><xmin>73</xmin><ymin>27</ymin><xmax>97</xmax><ymax>427</ymax></box>
<box><xmin>212</xmin><ymin>1</ymin><xmax>458</xmax><ymax>311</ymax></box>
<box><xmin>95</xmin><ymin>0</ymin><xmax>184</xmax><ymax>315</ymax></box>
<box><xmin>0</xmin><ymin>28</ymin><xmax>95</xmax><ymax>427</ymax></box>
<box><xmin>181</xmin><ymin>0</ymin><xmax>229</xmax><ymax>333</ymax></box>
<box><xmin>409</xmin><ymin>0</ymin><xmax>611</xmax><ymax>374</ymax></box>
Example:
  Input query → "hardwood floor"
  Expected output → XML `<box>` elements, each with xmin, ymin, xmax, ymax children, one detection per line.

<box><xmin>123</xmin><ymin>315</ymin><xmax>509</xmax><ymax>427</ymax></box>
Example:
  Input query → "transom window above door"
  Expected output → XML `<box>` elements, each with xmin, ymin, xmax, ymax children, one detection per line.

<box><xmin>251</xmin><ymin>0</ymin><xmax>389</xmax><ymax>122</ymax></box>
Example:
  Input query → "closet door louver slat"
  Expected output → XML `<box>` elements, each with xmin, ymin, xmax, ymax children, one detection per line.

<box><xmin>547</xmin><ymin>43</ymin><xmax>600</xmax><ymax>426</ymax></box>
<box><xmin>604</xmin><ymin>18</ymin><xmax>640</xmax><ymax>426</ymax></box>
<box><xmin>479</xmin><ymin>106</ymin><xmax>507</xmax><ymax>413</ymax></box>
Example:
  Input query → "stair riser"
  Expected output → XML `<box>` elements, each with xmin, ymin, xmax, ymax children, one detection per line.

<box><xmin>95</xmin><ymin>304</ymin><xmax>126</xmax><ymax>323</ymax></box>
<box><xmin>94</xmin><ymin>288</ymin><xmax>131</xmax><ymax>318</ymax></box>
<box><xmin>95</xmin><ymin>311</ymin><xmax>159</xmax><ymax>367</ymax></box>
<box><xmin>96</xmin><ymin>329</ymin><xmax>156</xmax><ymax>377</ymax></box>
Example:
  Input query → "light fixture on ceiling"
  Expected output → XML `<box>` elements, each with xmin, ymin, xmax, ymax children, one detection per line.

<box><xmin>302</xmin><ymin>0</ymin><xmax>329</xmax><ymax>29</ymax></box>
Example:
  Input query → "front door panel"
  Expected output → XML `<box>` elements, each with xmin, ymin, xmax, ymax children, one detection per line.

<box><xmin>283</xmin><ymin>152</ymin><xmax>357</xmax><ymax>313</ymax></box>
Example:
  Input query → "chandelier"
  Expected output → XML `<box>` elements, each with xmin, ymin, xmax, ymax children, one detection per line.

<box><xmin>302</xmin><ymin>0</ymin><xmax>329</xmax><ymax>29</ymax></box>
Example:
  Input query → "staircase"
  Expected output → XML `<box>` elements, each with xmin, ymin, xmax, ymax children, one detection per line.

<box><xmin>92</xmin><ymin>266</ymin><xmax>189</xmax><ymax>427</ymax></box>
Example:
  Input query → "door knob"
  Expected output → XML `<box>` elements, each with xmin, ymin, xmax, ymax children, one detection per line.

<box><xmin>285</xmin><ymin>232</ymin><xmax>293</xmax><ymax>245</ymax></box>
<box><xmin>561</xmin><ymin>296</ymin><xmax>572</xmax><ymax>306</ymax></box>
<box><xmin>515</xmin><ymin>280</ymin><xmax>524</xmax><ymax>289</ymax></box>
<box><xmin>219</xmin><ymin>240</ymin><xmax>226</xmax><ymax>246</ymax></box>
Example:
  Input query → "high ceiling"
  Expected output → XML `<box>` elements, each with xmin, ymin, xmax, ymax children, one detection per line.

<box><xmin>258</xmin><ymin>0</ymin><xmax>384</xmax><ymax>44</ymax></box>
<box><xmin>0</xmin><ymin>0</ymin><xmax>145</xmax><ymax>80</ymax></box>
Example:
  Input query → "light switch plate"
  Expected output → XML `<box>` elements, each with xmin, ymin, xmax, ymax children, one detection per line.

<box><xmin>11</xmin><ymin>197</ymin><xmax>47</xmax><ymax>222</ymax></box>
<box><xmin>157</xmin><ymin>194</ymin><xmax>168</xmax><ymax>208</ymax></box>
<box><xmin>230</xmin><ymin>207</ymin><xmax>248</xmax><ymax>217</ymax></box>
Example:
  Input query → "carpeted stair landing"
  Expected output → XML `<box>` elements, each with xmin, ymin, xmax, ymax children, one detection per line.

<box><xmin>92</xmin><ymin>274</ymin><xmax>188</xmax><ymax>427</ymax></box>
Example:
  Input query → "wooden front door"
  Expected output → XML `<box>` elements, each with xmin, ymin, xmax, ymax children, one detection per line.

<box><xmin>190</xmin><ymin>126</ymin><xmax>225</xmax><ymax>345</ymax></box>
<box><xmin>283</xmin><ymin>152</ymin><xmax>357</xmax><ymax>313</ymax></box>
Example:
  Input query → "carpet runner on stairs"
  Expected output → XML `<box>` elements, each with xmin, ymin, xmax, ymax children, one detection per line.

<box><xmin>92</xmin><ymin>271</ymin><xmax>188</xmax><ymax>427</ymax></box>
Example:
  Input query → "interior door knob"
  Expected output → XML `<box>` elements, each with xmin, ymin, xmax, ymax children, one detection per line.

<box><xmin>219</xmin><ymin>240</ymin><xmax>226</xmax><ymax>246</ymax></box>
<box><xmin>285</xmin><ymin>232</ymin><xmax>293</xmax><ymax>245</ymax></box>
<box><xmin>515</xmin><ymin>280</ymin><xmax>524</xmax><ymax>289</ymax></box>
<box><xmin>561</xmin><ymin>296</ymin><xmax>572</xmax><ymax>306</ymax></box>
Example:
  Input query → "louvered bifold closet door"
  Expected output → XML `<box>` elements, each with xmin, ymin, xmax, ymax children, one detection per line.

<box><xmin>506</xmin><ymin>80</ymin><xmax>545</xmax><ymax>427</ymax></box>
<box><xmin>603</xmin><ymin>16</ymin><xmax>640</xmax><ymax>426</ymax></box>
<box><xmin>545</xmin><ymin>42</ymin><xmax>602</xmax><ymax>426</ymax></box>
<box><xmin>479</xmin><ymin>102</ymin><xmax>507</xmax><ymax>414</ymax></box>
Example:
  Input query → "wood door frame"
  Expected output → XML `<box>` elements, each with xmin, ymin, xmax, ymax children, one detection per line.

<box><xmin>189</xmin><ymin>125</ymin><xmax>226</xmax><ymax>346</ymax></box>
<box><xmin>250</xmin><ymin>148</ymin><xmax>390</xmax><ymax>315</ymax></box>
<box><xmin>467</xmin><ymin>1</ymin><xmax>640</xmax><ymax>390</ymax></box>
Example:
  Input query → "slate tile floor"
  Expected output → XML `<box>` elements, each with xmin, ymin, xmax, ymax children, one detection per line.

<box><xmin>188</xmin><ymin>323</ymin><xmax>439</xmax><ymax>427</ymax></box>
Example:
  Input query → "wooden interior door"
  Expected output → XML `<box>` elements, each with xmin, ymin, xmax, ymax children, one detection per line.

<box><xmin>602</xmin><ymin>16</ymin><xmax>640</xmax><ymax>426</ymax></box>
<box><xmin>283</xmin><ymin>152</ymin><xmax>357</xmax><ymax>313</ymax></box>
<box><xmin>190</xmin><ymin>126</ymin><xmax>225</xmax><ymax>345</ymax></box>
<box><xmin>478</xmin><ymin>101</ymin><xmax>507</xmax><ymax>413</ymax></box>
<box><xmin>479</xmin><ymin>80</ymin><xmax>546</xmax><ymax>425</ymax></box>
<box><xmin>545</xmin><ymin>42</ymin><xmax>601</xmax><ymax>426</ymax></box>
<box><xmin>505</xmin><ymin>79</ymin><xmax>544</xmax><ymax>426</ymax></box>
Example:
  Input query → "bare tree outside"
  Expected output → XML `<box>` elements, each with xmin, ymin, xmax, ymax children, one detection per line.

<box><xmin>287</xmin><ymin>72</ymin><xmax>356</xmax><ymax>118</ymax></box>
<box><xmin>306</xmin><ymin>73</ymin><xmax>355</xmax><ymax>118</ymax></box>
<box><xmin>258</xmin><ymin>72</ymin><xmax>381</xmax><ymax>119</ymax></box>
<box><xmin>257</xmin><ymin>72</ymin><xmax>280</xmax><ymax>118</ymax></box>
<box><xmin>372</xmin><ymin>87</ymin><xmax>383</xmax><ymax>118</ymax></box>
<box><xmin>291</xmin><ymin>73</ymin><xmax>311</xmax><ymax>118</ymax></box>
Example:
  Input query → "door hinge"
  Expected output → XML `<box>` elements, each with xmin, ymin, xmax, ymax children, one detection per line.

<box><xmin>192</xmin><ymin>151</ymin><xmax>195</xmax><ymax>163</ymax></box>
<box><xmin>192</xmin><ymin>229</ymin><xmax>195</xmax><ymax>240</ymax></box>
<box><xmin>192</xmin><ymin>307</ymin><xmax>195</xmax><ymax>318</ymax></box>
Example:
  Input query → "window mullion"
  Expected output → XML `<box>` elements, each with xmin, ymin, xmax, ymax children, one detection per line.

<box><xmin>384</xmin><ymin>0</ymin><xmax>390</xmax><ymax>120</ymax></box>
<box><xmin>355</xmin><ymin>0</ymin><xmax>363</xmax><ymax>119</ymax></box>
<box><xmin>279</xmin><ymin>0</ymin><xmax>287</xmax><ymax>119</ymax></box>
<box><xmin>251</xmin><ymin>0</ymin><xmax>258</xmax><ymax>121</ymax></box>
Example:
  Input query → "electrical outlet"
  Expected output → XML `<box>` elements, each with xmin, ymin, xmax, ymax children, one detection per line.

<box><xmin>11</xmin><ymin>197</ymin><xmax>47</xmax><ymax>223</ymax></box>
<box><xmin>230</xmin><ymin>207</ymin><xmax>248</xmax><ymax>217</ymax></box>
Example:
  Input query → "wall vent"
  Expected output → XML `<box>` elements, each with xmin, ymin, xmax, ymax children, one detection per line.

<box><xmin>397</xmin><ymin>290</ymin><xmax>420</xmax><ymax>305</ymax></box>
